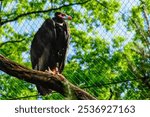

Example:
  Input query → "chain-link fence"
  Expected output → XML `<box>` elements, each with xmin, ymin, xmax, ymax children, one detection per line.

<box><xmin>0</xmin><ymin>0</ymin><xmax>150</xmax><ymax>100</ymax></box>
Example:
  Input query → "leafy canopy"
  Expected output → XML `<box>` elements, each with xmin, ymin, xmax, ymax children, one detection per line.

<box><xmin>0</xmin><ymin>0</ymin><xmax>149</xmax><ymax>100</ymax></box>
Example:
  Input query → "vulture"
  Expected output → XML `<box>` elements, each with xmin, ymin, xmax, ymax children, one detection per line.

<box><xmin>30</xmin><ymin>12</ymin><xmax>72</xmax><ymax>95</ymax></box>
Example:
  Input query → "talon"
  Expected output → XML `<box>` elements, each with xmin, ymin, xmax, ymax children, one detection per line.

<box><xmin>51</xmin><ymin>67</ymin><xmax>59</xmax><ymax>75</ymax></box>
<box><xmin>45</xmin><ymin>67</ymin><xmax>54</xmax><ymax>74</ymax></box>
<box><xmin>55</xmin><ymin>67</ymin><xmax>59</xmax><ymax>74</ymax></box>
<box><xmin>45</xmin><ymin>67</ymin><xmax>64</xmax><ymax>81</ymax></box>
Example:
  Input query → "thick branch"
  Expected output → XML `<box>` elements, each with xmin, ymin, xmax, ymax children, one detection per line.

<box><xmin>0</xmin><ymin>54</ymin><xmax>96</xmax><ymax>100</ymax></box>
<box><xmin>1</xmin><ymin>0</ymin><xmax>90</xmax><ymax>26</ymax></box>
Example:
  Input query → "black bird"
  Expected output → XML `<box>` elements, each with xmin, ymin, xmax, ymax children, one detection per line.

<box><xmin>30</xmin><ymin>12</ymin><xmax>72</xmax><ymax>95</ymax></box>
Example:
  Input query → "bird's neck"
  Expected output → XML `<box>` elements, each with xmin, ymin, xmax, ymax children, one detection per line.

<box><xmin>56</xmin><ymin>22</ymin><xmax>64</xmax><ymax>26</ymax></box>
<box><xmin>52</xmin><ymin>17</ymin><xmax>65</xmax><ymax>25</ymax></box>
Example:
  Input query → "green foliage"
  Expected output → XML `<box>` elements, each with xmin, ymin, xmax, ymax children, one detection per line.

<box><xmin>0</xmin><ymin>0</ymin><xmax>150</xmax><ymax>100</ymax></box>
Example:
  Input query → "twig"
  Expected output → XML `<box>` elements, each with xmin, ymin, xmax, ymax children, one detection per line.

<box><xmin>140</xmin><ymin>0</ymin><xmax>150</xmax><ymax>35</ymax></box>
<box><xmin>132</xmin><ymin>19</ymin><xmax>150</xmax><ymax>51</ymax></box>
<box><xmin>123</xmin><ymin>53</ymin><xmax>143</xmax><ymax>78</ymax></box>
<box><xmin>1</xmin><ymin>0</ymin><xmax>90</xmax><ymax>26</ymax></box>
<box><xmin>0</xmin><ymin>39</ymin><xmax>25</xmax><ymax>48</ymax></box>
<box><xmin>0</xmin><ymin>93</ymin><xmax>39</xmax><ymax>100</ymax></box>
<box><xmin>81</xmin><ymin>78</ymin><xmax>135</xmax><ymax>89</ymax></box>
<box><xmin>142</xmin><ymin>7</ymin><xmax>150</xmax><ymax>34</ymax></box>
<box><xmin>0</xmin><ymin>0</ymin><xmax>2</xmax><ymax>24</ymax></box>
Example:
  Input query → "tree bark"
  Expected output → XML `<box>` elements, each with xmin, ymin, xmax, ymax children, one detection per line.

<box><xmin>0</xmin><ymin>54</ymin><xmax>96</xmax><ymax>100</ymax></box>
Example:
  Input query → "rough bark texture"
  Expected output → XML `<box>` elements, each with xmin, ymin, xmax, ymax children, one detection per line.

<box><xmin>0</xmin><ymin>54</ymin><xmax>96</xmax><ymax>100</ymax></box>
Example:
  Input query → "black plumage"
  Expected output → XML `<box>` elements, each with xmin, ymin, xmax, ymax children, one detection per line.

<box><xmin>30</xmin><ymin>12</ymin><xmax>72</xmax><ymax>95</ymax></box>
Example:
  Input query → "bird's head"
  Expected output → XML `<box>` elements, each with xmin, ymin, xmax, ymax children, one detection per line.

<box><xmin>54</xmin><ymin>12</ymin><xmax>72</xmax><ymax>23</ymax></box>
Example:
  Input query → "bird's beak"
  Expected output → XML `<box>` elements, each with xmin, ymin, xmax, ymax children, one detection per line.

<box><xmin>64</xmin><ymin>15</ymin><xmax>72</xmax><ymax>20</ymax></box>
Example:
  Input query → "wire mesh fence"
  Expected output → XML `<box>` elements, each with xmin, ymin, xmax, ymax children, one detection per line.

<box><xmin>0</xmin><ymin>0</ymin><xmax>150</xmax><ymax>100</ymax></box>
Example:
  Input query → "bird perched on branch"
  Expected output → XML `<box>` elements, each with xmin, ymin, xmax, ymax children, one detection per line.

<box><xmin>30</xmin><ymin>12</ymin><xmax>72</xmax><ymax>95</ymax></box>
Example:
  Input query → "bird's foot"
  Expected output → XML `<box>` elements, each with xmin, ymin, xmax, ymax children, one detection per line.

<box><xmin>55</xmin><ymin>67</ymin><xmax>59</xmax><ymax>74</ymax></box>
<box><xmin>45</xmin><ymin>67</ymin><xmax>59</xmax><ymax>75</ymax></box>
<box><xmin>45</xmin><ymin>67</ymin><xmax>64</xmax><ymax>81</ymax></box>
<box><xmin>45</xmin><ymin>67</ymin><xmax>54</xmax><ymax>75</ymax></box>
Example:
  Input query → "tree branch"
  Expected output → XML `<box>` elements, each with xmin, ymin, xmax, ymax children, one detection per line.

<box><xmin>0</xmin><ymin>0</ymin><xmax>2</xmax><ymax>24</ymax></box>
<box><xmin>132</xmin><ymin>19</ymin><xmax>150</xmax><ymax>51</ymax></box>
<box><xmin>123</xmin><ymin>53</ymin><xmax>143</xmax><ymax>78</ymax></box>
<box><xmin>0</xmin><ymin>39</ymin><xmax>25</xmax><ymax>48</ymax></box>
<box><xmin>0</xmin><ymin>54</ymin><xmax>96</xmax><ymax>100</ymax></box>
<box><xmin>0</xmin><ymin>93</ymin><xmax>39</xmax><ymax>100</ymax></box>
<box><xmin>0</xmin><ymin>0</ymin><xmax>90</xmax><ymax>26</ymax></box>
<box><xmin>81</xmin><ymin>78</ymin><xmax>136</xmax><ymax>89</ymax></box>
<box><xmin>140</xmin><ymin>0</ymin><xmax>150</xmax><ymax>36</ymax></box>
<box><xmin>142</xmin><ymin>7</ymin><xmax>150</xmax><ymax>34</ymax></box>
